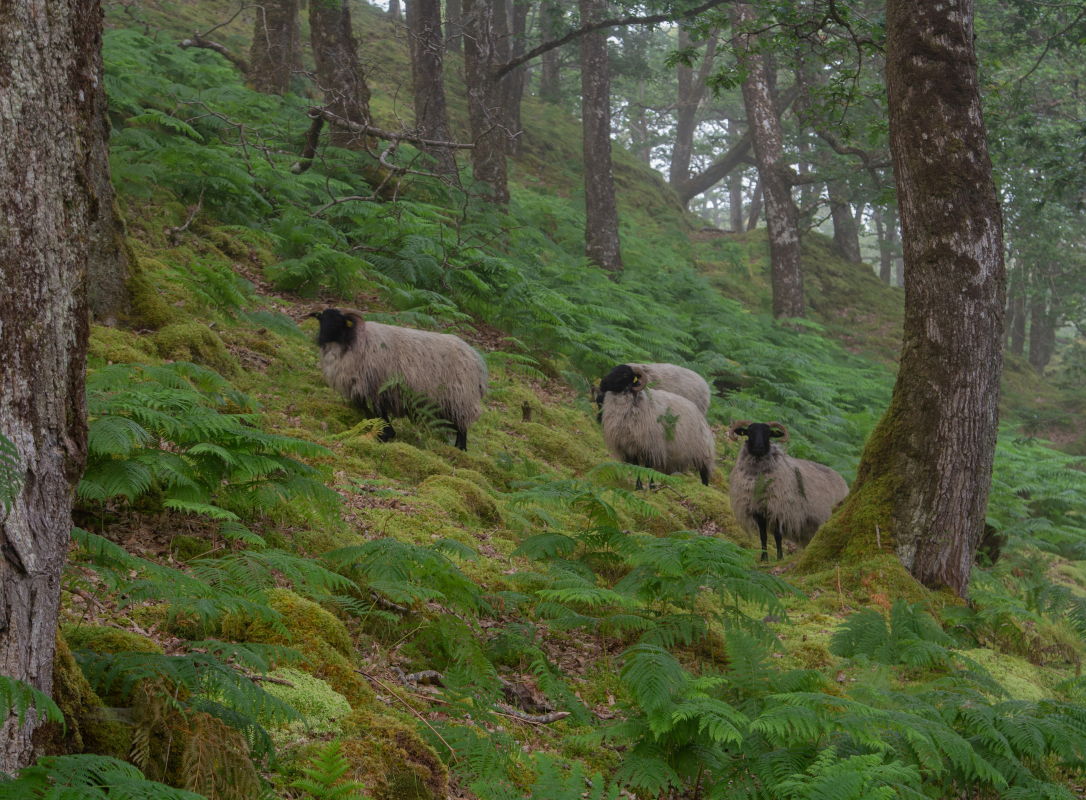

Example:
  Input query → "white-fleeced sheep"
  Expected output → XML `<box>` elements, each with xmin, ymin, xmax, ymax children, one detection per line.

<box><xmin>598</xmin><ymin>364</ymin><xmax>715</xmax><ymax>486</ymax></box>
<box><xmin>312</xmin><ymin>308</ymin><xmax>487</xmax><ymax>450</ymax></box>
<box><xmin>594</xmin><ymin>362</ymin><xmax>711</xmax><ymax>417</ymax></box>
<box><xmin>728</xmin><ymin>421</ymin><xmax>849</xmax><ymax>561</ymax></box>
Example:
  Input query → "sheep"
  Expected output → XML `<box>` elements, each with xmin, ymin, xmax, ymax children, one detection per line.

<box><xmin>312</xmin><ymin>308</ymin><xmax>487</xmax><ymax>451</ymax></box>
<box><xmin>597</xmin><ymin>364</ymin><xmax>715</xmax><ymax>487</ymax></box>
<box><xmin>594</xmin><ymin>362</ymin><xmax>711</xmax><ymax>418</ymax></box>
<box><xmin>728</xmin><ymin>421</ymin><xmax>849</xmax><ymax>561</ymax></box>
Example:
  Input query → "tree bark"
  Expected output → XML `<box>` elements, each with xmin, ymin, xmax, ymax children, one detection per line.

<box><xmin>1028</xmin><ymin>290</ymin><xmax>1055</xmax><ymax>372</ymax></box>
<box><xmin>249</xmin><ymin>0</ymin><xmax>301</xmax><ymax>94</ymax></box>
<box><xmin>405</xmin><ymin>0</ymin><xmax>457</xmax><ymax>174</ymax></box>
<box><xmin>580</xmin><ymin>0</ymin><xmax>623</xmax><ymax>272</ymax></box>
<box><xmin>798</xmin><ymin>0</ymin><xmax>1005</xmax><ymax>599</ymax></box>
<box><xmin>538</xmin><ymin>0</ymin><xmax>564</xmax><ymax>102</ymax></box>
<box><xmin>446</xmin><ymin>0</ymin><xmax>463</xmax><ymax>53</ymax></box>
<box><xmin>0</xmin><ymin>0</ymin><xmax>97</xmax><ymax>771</ymax></box>
<box><xmin>746</xmin><ymin>181</ymin><xmax>762</xmax><ymax>230</ymax></box>
<box><xmin>829</xmin><ymin>181</ymin><xmax>863</xmax><ymax>264</ymax></box>
<box><xmin>495</xmin><ymin>0</ymin><xmax>528</xmax><ymax>155</ymax></box>
<box><xmin>669</xmin><ymin>28</ymin><xmax>718</xmax><ymax>188</ymax></box>
<box><xmin>875</xmin><ymin>204</ymin><xmax>899</xmax><ymax>285</ymax></box>
<box><xmin>310</xmin><ymin>0</ymin><xmax>372</xmax><ymax>148</ymax></box>
<box><xmin>733</xmin><ymin>3</ymin><xmax>803</xmax><ymax>317</ymax></box>
<box><xmin>728</xmin><ymin>171</ymin><xmax>745</xmax><ymax>232</ymax></box>
<box><xmin>1006</xmin><ymin>266</ymin><xmax>1026</xmax><ymax>355</ymax></box>
<box><xmin>462</xmin><ymin>0</ymin><xmax>509</xmax><ymax>203</ymax></box>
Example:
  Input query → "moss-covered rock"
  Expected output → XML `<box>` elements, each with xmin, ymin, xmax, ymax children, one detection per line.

<box><xmin>418</xmin><ymin>475</ymin><xmax>502</xmax><ymax>527</ymax></box>
<box><xmin>129</xmin><ymin>257</ymin><xmax>184</xmax><ymax>329</ymax></box>
<box><xmin>62</xmin><ymin>624</ymin><xmax>164</xmax><ymax>655</ymax></box>
<box><xmin>339</xmin><ymin>706</ymin><xmax>449</xmax><ymax>800</ymax></box>
<box><xmin>152</xmin><ymin>321</ymin><xmax>238</xmax><ymax>375</ymax></box>
<box><xmin>88</xmin><ymin>324</ymin><xmax>158</xmax><ymax>366</ymax></box>
<box><xmin>169</xmin><ymin>534</ymin><xmax>216</xmax><ymax>561</ymax></box>
<box><xmin>259</xmin><ymin>667</ymin><xmax>352</xmax><ymax>733</ymax></box>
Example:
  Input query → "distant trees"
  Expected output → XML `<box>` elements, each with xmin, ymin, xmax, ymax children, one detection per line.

<box><xmin>310</xmin><ymin>0</ymin><xmax>372</xmax><ymax>147</ymax></box>
<box><xmin>405</xmin><ymin>0</ymin><xmax>456</xmax><ymax>174</ymax></box>
<box><xmin>800</xmin><ymin>0</ymin><xmax>1005</xmax><ymax>598</ymax></box>
<box><xmin>0</xmin><ymin>0</ymin><xmax>102</xmax><ymax>771</ymax></box>
<box><xmin>249</xmin><ymin>0</ymin><xmax>301</xmax><ymax>94</ymax></box>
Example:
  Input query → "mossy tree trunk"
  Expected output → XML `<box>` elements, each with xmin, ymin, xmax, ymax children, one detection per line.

<box><xmin>249</xmin><ymin>0</ymin><xmax>301</xmax><ymax>95</ymax></box>
<box><xmin>580</xmin><ymin>0</ymin><xmax>623</xmax><ymax>273</ymax></box>
<box><xmin>798</xmin><ymin>0</ymin><xmax>1005</xmax><ymax>599</ymax></box>
<box><xmin>462</xmin><ymin>0</ymin><xmax>509</xmax><ymax>204</ymax></box>
<box><xmin>733</xmin><ymin>3</ymin><xmax>803</xmax><ymax>317</ymax></box>
<box><xmin>310</xmin><ymin>0</ymin><xmax>372</xmax><ymax>148</ymax></box>
<box><xmin>405</xmin><ymin>0</ymin><xmax>456</xmax><ymax>174</ymax></box>
<box><xmin>0</xmin><ymin>0</ymin><xmax>97</xmax><ymax>771</ymax></box>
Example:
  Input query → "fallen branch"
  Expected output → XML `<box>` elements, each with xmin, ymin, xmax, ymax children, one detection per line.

<box><xmin>165</xmin><ymin>192</ymin><xmax>203</xmax><ymax>244</ymax></box>
<box><xmin>291</xmin><ymin>114</ymin><xmax>325</xmax><ymax>175</ymax></box>
<box><xmin>179</xmin><ymin>34</ymin><xmax>250</xmax><ymax>74</ymax></box>
<box><xmin>357</xmin><ymin>669</ymin><xmax>457</xmax><ymax>756</ymax></box>
<box><xmin>493</xmin><ymin>703</ymin><xmax>571</xmax><ymax>725</ymax></box>
<box><xmin>311</xmin><ymin>107</ymin><xmax>475</xmax><ymax>150</ymax></box>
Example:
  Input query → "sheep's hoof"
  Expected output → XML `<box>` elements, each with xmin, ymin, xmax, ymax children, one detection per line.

<box><xmin>760</xmin><ymin>551</ymin><xmax>768</xmax><ymax>563</ymax></box>
<box><xmin>378</xmin><ymin>423</ymin><xmax>396</xmax><ymax>442</ymax></box>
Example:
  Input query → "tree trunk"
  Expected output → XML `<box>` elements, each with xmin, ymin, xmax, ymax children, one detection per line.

<box><xmin>538</xmin><ymin>0</ymin><xmax>563</xmax><ymax>102</ymax></box>
<box><xmin>1007</xmin><ymin>266</ymin><xmax>1026</xmax><ymax>355</ymax></box>
<box><xmin>405</xmin><ymin>0</ymin><xmax>456</xmax><ymax>174</ymax></box>
<box><xmin>733</xmin><ymin>3</ymin><xmax>803</xmax><ymax>318</ymax></box>
<box><xmin>746</xmin><ymin>181</ymin><xmax>762</xmax><ymax>230</ymax></box>
<box><xmin>728</xmin><ymin>171</ymin><xmax>745</xmax><ymax>232</ymax></box>
<box><xmin>446</xmin><ymin>0</ymin><xmax>463</xmax><ymax>53</ymax></box>
<box><xmin>580</xmin><ymin>0</ymin><xmax>623</xmax><ymax>272</ymax></box>
<box><xmin>628</xmin><ymin>79</ymin><xmax>653</xmax><ymax>165</ymax></box>
<box><xmin>1028</xmin><ymin>291</ymin><xmax>1055</xmax><ymax>372</ymax></box>
<box><xmin>875</xmin><ymin>204</ymin><xmax>898</xmax><ymax>285</ymax></box>
<box><xmin>798</xmin><ymin>0</ymin><xmax>1005</xmax><ymax>599</ymax></box>
<box><xmin>388</xmin><ymin>0</ymin><xmax>402</xmax><ymax>20</ymax></box>
<box><xmin>249</xmin><ymin>0</ymin><xmax>301</xmax><ymax>94</ymax></box>
<box><xmin>0</xmin><ymin>0</ymin><xmax>97</xmax><ymax>771</ymax></box>
<box><xmin>310</xmin><ymin>0</ymin><xmax>372</xmax><ymax>148</ymax></box>
<box><xmin>668</xmin><ymin>28</ymin><xmax>718</xmax><ymax>188</ymax></box>
<box><xmin>463</xmin><ymin>0</ymin><xmax>509</xmax><ymax>203</ymax></box>
<box><xmin>497</xmin><ymin>0</ymin><xmax>529</xmax><ymax>155</ymax></box>
<box><xmin>829</xmin><ymin>181</ymin><xmax>863</xmax><ymax>264</ymax></box>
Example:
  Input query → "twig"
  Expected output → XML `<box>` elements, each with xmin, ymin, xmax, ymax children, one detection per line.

<box><xmin>357</xmin><ymin>669</ymin><xmax>457</xmax><ymax>756</ymax></box>
<box><xmin>875</xmin><ymin>523</ymin><xmax>882</xmax><ymax>550</ymax></box>
<box><xmin>165</xmin><ymin>191</ymin><xmax>204</xmax><ymax>244</ymax></box>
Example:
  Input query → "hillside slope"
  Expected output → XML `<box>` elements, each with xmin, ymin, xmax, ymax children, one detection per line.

<box><xmin>22</xmin><ymin>4</ymin><xmax>1086</xmax><ymax>799</ymax></box>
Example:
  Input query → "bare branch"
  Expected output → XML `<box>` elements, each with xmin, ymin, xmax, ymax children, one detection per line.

<box><xmin>178</xmin><ymin>34</ymin><xmax>251</xmax><ymax>74</ymax></box>
<box><xmin>311</xmin><ymin>107</ymin><xmax>475</xmax><ymax>150</ymax></box>
<box><xmin>494</xmin><ymin>0</ymin><xmax>731</xmax><ymax>79</ymax></box>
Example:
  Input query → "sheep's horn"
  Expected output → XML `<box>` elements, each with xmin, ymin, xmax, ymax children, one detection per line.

<box><xmin>767</xmin><ymin>421</ymin><xmax>790</xmax><ymax>441</ymax></box>
<box><xmin>728</xmin><ymin>420</ymin><xmax>752</xmax><ymax>439</ymax></box>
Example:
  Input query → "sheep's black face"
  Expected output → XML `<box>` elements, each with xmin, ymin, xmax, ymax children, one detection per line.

<box><xmin>599</xmin><ymin>364</ymin><xmax>638</xmax><ymax>395</ymax></box>
<box><xmin>742</xmin><ymin>422</ymin><xmax>783</xmax><ymax>457</ymax></box>
<box><xmin>313</xmin><ymin>308</ymin><xmax>357</xmax><ymax>347</ymax></box>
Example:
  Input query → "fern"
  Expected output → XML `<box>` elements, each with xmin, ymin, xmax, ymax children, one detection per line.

<box><xmin>0</xmin><ymin>675</ymin><xmax>64</xmax><ymax>730</ymax></box>
<box><xmin>290</xmin><ymin>741</ymin><xmax>372</xmax><ymax>800</ymax></box>
<box><xmin>0</xmin><ymin>754</ymin><xmax>205</xmax><ymax>799</ymax></box>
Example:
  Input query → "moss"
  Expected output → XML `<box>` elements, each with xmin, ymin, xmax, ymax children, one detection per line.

<box><xmin>339</xmin><ymin>706</ymin><xmax>449</xmax><ymax>800</ymax></box>
<box><xmin>418</xmin><ymin>475</ymin><xmax>501</xmax><ymax>526</ymax></box>
<box><xmin>129</xmin><ymin>257</ymin><xmax>183</xmax><ymax>329</ymax></box>
<box><xmin>34</xmin><ymin>634</ymin><xmax>130</xmax><ymax>758</ymax></box>
<box><xmin>519</xmin><ymin>421</ymin><xmax>601</xmax><ymax>471</ymax></box>
<box><xmin>61</xmin><ymin>624</ymin><xmax>164</xmax><ymax>655</ymax></box>
<box><xmin>259</xmin><ymin>667</ymin><xmax>352</xmax><ymax>733</ymax></box>
<box><xmin>153</xmin><ymin>321</ymin><xmax>239</xmax><ymax>375</ymax></box>
<box><xmin>961</xmin><ymin>648</ymin><xmax>1053</xmax><ymax>701</ymax></box>
<box><xmin>373</xmin><ymin>441</ymin><xmax>454</xmax><ymax>483</ymax></box>
<box><xmin>88</xmin><ymin>324</ymin><xmax>158</xmax><ymax>366</ymax></box>
<box><xmin>170</xmin><ymin>534</ymin><xmax>215</xmax><ymax>561</ymax></box>
<box><xmin>204</xmin><ymin>225</ymin><xmax>276</xmax><ymax>265</ymax></box>
<box><xmin>220</xmin><ymin>588</ymin><xmax>370</xmax><ymax>705</ymax></box>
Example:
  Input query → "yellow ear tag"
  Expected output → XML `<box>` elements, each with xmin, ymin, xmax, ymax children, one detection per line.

<box><xmin>345</xmin><ymin>319</ymin><xmax>354</xmax><ymax>327</ymax></box>
<box><xmin>632</xmin><ymin>377</ymin><xmax>640</xmax><ymax>385</ymax></box>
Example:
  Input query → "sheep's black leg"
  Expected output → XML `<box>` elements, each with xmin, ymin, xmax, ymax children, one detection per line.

<box><xmin>454</xmin><ymin>427</ymin><xmax>467</xmax><ymax>451</ymax></box>
<box><xmin>378</xmin><ymin>417</ymin><xmax>396</xmax><ymax>442</ymax></box>
<box><xmin>755</xmin><ymin>513</ymin><xmax>768</xmax><ymax>562</ymax></box>
<box><xmin>635</xmin><ymin>476</ymin><xmax>644</xmax><ymax>491</ymax></box>
<box><xmin>774</xmin><ymin>524</ymin><xmax>783</xmax><ymax>560</ymax></box>
<box><xmin>699</xmin><ymin>467</ymin><xmax>710</xmax><ymax>486</ymax></box>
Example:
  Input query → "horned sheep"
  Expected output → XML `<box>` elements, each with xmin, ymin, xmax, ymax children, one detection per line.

<box><xmin>597</xmin><ymin>364</ymin><xmax>715</xmax><ymax>486</ymax></box>
<box><xmin>728</xmin><ymin>421</ymin><xmax>849</xmax><ymax>561</ymax></box>
<box><xmin>312</xmin><ymin>308</ymin><xmax>487</xmax><ymax>451</ymax></box>
<box><xmin>595</xmin><ymin>362</ymin><xmax>711</xmax><ymax>417</ymax></box>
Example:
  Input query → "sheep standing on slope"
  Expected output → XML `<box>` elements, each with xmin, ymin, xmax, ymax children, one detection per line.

<box><xmin>594</xmin><ymin>362</ymin><xmax>711</xmax><ymax>418</ymax></box>
<box><xmin>728</xmin><ymin>421</ymin><xmax>849</xmax><ymax>561</ymax></box>
<box><xmin>312</xmin><ymin>308</ymin><xmax>487</xmax><ymax>451</ymax></box>
<box><xmin>598</xmin><ymin>364</ymin><xmax>715</xmax><ymax>486</ymax></box>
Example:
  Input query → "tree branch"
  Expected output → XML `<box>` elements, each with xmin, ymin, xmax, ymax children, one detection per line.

<box><xmin>494</xmin><ymin>0</ymin><xmax>731</xmax><ymax>79</ymax></box>
<box><xmin>178</xmin><ymin>34</ymin><xmax>250</xmax><ymax>74</ymax></box>
<box><xmin>311</xmin><ymin>107</ymin><xmax>475</xmax><ymax>149</ymax></box>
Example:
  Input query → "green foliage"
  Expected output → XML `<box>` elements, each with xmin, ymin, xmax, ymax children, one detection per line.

<box><xmin>79</xmin><ymin>362</ymin><xmax>336</xmax><ymax>521</ymax></box>
<box><xmin>0</xmin><ymin>433</ymin><xmax>19</xmax><ymax>513</ymax></box>
<box><xmin>290</xmin><ymin>741</ymin><xmax>372</xmax><ymax>800</ymax></box>
<box><xmin>830</xmin><ymin>600</ymin><xmax>958</xmax><ymax>670</ymax></box>
<box><xmin>0</xmin><ymin>675</ymin><xmax>64</xmax><ymax>730</ymax></box>
<box><xmin>0</xmin><ymin>755</ymin><xmax>205</xmax><ymax>800</ymax></box>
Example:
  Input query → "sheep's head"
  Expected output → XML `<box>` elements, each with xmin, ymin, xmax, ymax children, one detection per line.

<box><xmin>598</xmin><ymin>364</ymin><xmax>645</xmax><ymax>396</ymax></box>
<box><xmin>311</xmin><ymin>307</ymin><xmax>362</xmax><ymax>347</ymax></box>
<box><xmin>730</xmin><ymin>421</ymin><xmax>788</xmax><ymax>457</ymax></box>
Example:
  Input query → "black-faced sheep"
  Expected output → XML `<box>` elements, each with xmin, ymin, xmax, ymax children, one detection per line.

<box><xmin>312</xmin><ymin>308</ymin><xmax>487</xmax><ymax>451</ymax></box>
<box><xmin>728</xmin><ymin>421</ymin><xmax>849</xmax><ymax>561</ymax></box>
<box><xmin>594</xmin><ymin>362</ymin><xmax>711</xmax><ymax>417</ymax></box>
<box><xmin>598</xmin><ymin>364</ymin><xmax>715</xmax><ymax>486</ymax></box>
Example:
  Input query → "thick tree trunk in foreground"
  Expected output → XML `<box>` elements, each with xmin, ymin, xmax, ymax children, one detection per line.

<box><xmin>798</xmin><ymin>0</ymin><xmax>1005</xmax><ymax>598</ymax></box>
<box><xmin>580</xmin><ymin>0</ymin><xmax>623</xmax><ymax>272</ymax></box>
<box><xmin>405</xmin><ymin>0</ymin><xmax>456</xmax><ymax>174</ymax></box>
<box><xmin>733</xmin><ymin>3</ymin><xmax>803</xmax><ymax>317</ymax></box>
<box><xmin>249</xmin><ymin>0</ymin><xmax>301</xmax><ymax>94</ymax></box>
<box><xmin>463</xmin><ymin>0</ymin><xmax>509</xmax><ymax>203</ymax></box>
<box><xmin>0</xmin><ymin>0</ymin><xmax>96</xmax><ymax>771</ymax></box>
<box><xmin>311</xmin><ymin>0</ymin><xmax>372</xmax><ymax>148</ymax></box>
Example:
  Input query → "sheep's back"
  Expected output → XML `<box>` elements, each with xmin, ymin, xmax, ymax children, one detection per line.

<box><xmin>602</xmin><ymin>388</ymin><xmax>715</xmax><ymax>476</ymax></box>
<box><xmin>632</xmin><ymin>363</ymin><xmax>711</xmax><ymax>415</ymax></box>
<box><xmin>321</xmin><ymin>321</ymin><xmax>487</xmax><ymax>428</ymax></box>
